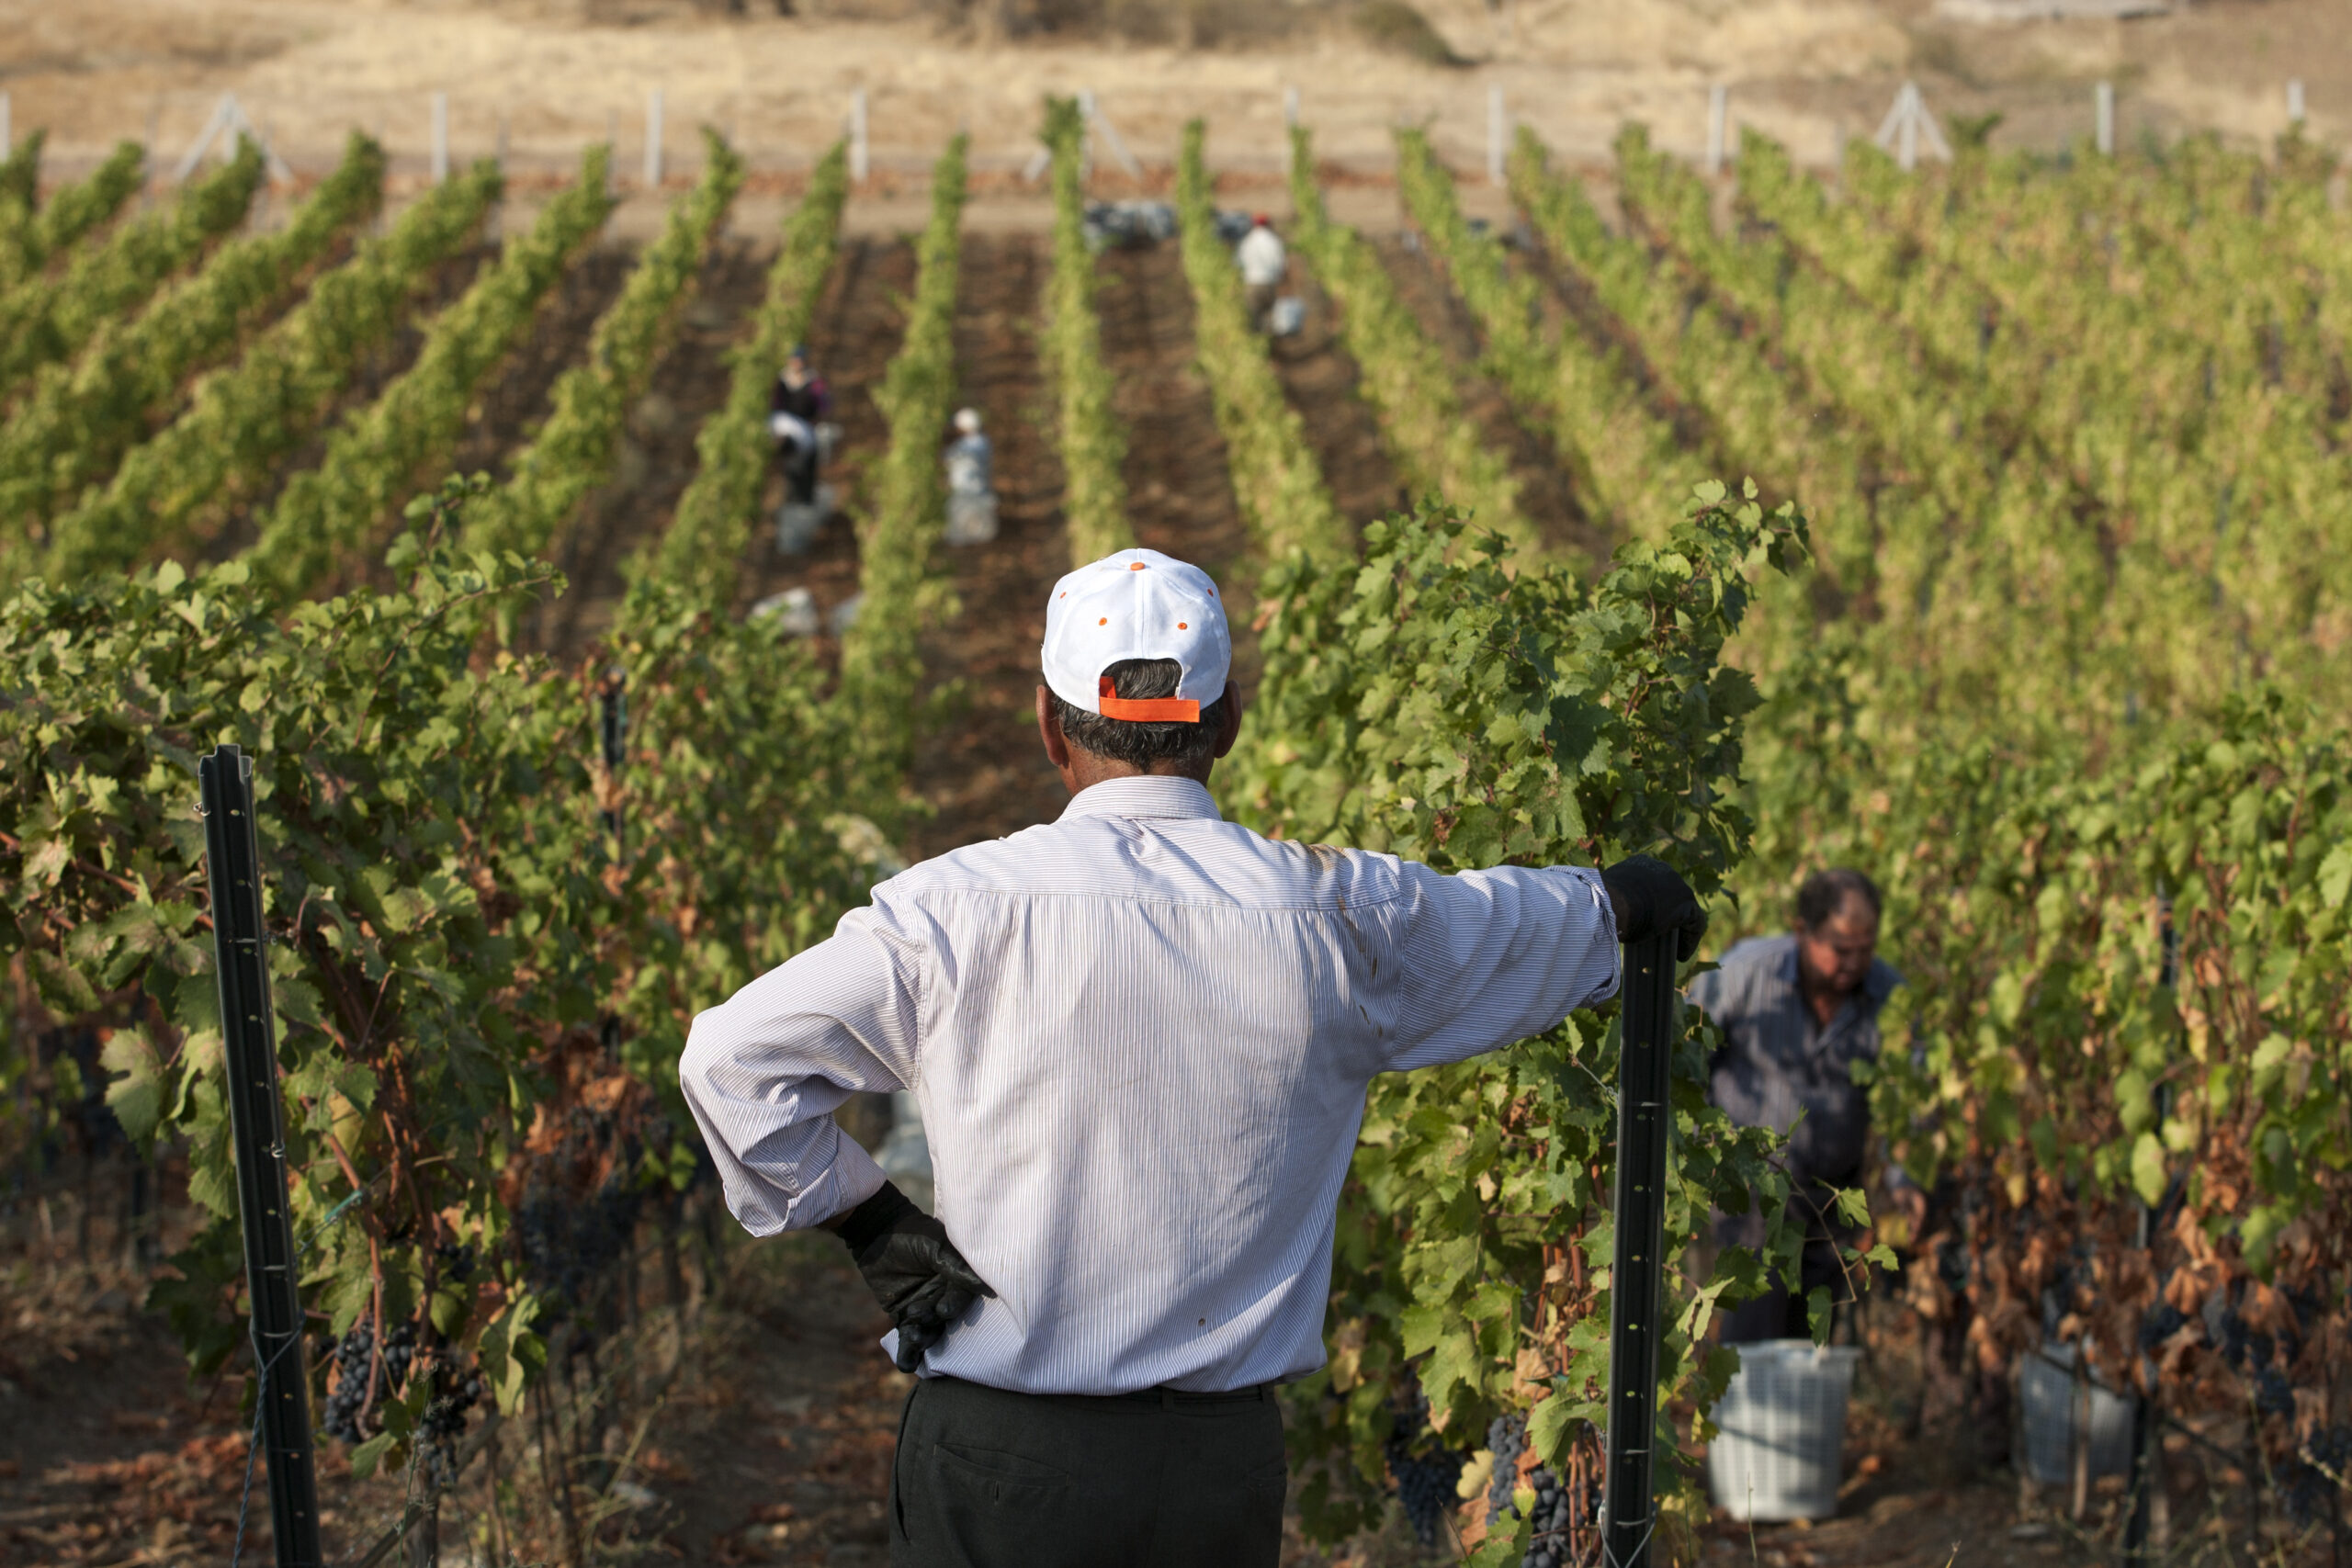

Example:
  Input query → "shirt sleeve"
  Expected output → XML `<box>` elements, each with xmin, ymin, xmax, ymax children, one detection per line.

<box><xmin>677</xmin><ymin>892</ymin><xmax>930</xmax><ymax>1235</ymax></box>
<box><xmin>1382</xmin><ymin>862</ymin><xmax>1621</xmax><ymax>1072</ymax></box>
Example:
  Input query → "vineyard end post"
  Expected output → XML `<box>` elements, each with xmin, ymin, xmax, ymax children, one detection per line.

<box><xmin>201</xmin><ymin>743</ymin><xmax>325</xmax><ymax>1568</ymax></box>
<box><xmin>850</xmin><ymin>88</ymin><xmax>869</xmax><ymax>185</ymax></box>
<box><xmin>1601</xmin><ymin>931</ymin><xmax>1679</xmax><ymax>1568</ymax></box>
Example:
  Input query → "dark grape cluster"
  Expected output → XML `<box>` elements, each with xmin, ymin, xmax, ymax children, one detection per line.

<box><xmin>418</xmin><ymin>1359</ymin><xmax>487</xmax><ymax>1484</ymax></box>
<box><xmin>2284</xmin><ymin>1427</ymin><xmax>2352</xmax><ymax>1527</ymax></box>
<box><xmin>2253</xmin><ymin>1366</ymin><xmax>2296</xmax><ymax>1420</ymax></box>
<box><xmin>1520</xmin><ymin>1467</ymin><xmax>1577</xmax><ymax>1568</ymax></box>
<box><xmin>435</xmin><ymin>1241</ymin><xmax>477</xmax><ymax>1283</ymax></box>
<box><xmin>318</xmin><ymin>1319</ymin><xmax>415</xmax><ymax>1443</ymax></box>
<box><xmin>1384</xmin><ymin>1399</ymin><xmax>1469</xmax><ymax>1547</ymax></box>
<box><xmin>320</xmin><ymin>1324</ymin><xmax>376</xmax><ymax>1444</ymax></box>
<box><xmin>1485</xmin><ymin>1412</ymin><xmax>1527</xmax><ymax>1525</ymax></box>
<box><xmin>318</xmin><ymin>1315</ymin><xmax>483</xmax><ymax>1469</ymax></box>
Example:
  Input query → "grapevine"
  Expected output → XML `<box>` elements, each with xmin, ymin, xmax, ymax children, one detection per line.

<box><xmin>644</xmin><ymin>138</ymin><xmax>847</xmax><ymax>609</ymax></box>
<box><xmin>0</xmin><ymin>473</ymin><xmax>874</xmax><ymax>1484</ymax></box>
<box><xmin>0</xmin><ymin>140</ymin><xmax>144</xmax><ymax>292</ymax></box>
<box><xmin>1041</xmin><ymin>96</ymin><xmax>1136</xmax><ymax>564</ymax></box>
<box><xmin>41</xmin><ymin>161</ymin><xmax>503</xmax><ymax>581</ymax></box>
<box><xmin>1173</xmin><ymin>119</ymin><xmax>1348</xmax><ymax>564</ymax></box>
<box><xmin>834</xmin><ymin>133</ymin><xmax>970</xmax><ymax>802</ymax></box>
<box><xmin>1394</xmin><ymin>126</ymin><xmax>1696</xmax><ymax>544</ymax></box>
<box><xmin>1233</xmin><ymin>488</ymin><xmax>1823</xmax><ymax>1545</ymax></box>
<box><xmin>0</xmin><ymin>132</ymin><xmax>387</xmax><ymax>547</ymax></box>
<box><xmin>1286</xmin><ymin>125</ymin><xmax>1538</xmax><ymax>560</ymax></box>
<box><xmin>0</xmin><ymin>139</ymin><xmax>266</xmax><ymax>400</ymax></box>
<box><xmin>243</xmin><ymin>146</ymin><xmax>615</xmax><ymax>601</ymax></box>
<box><xmin>458</xmin><ymin>129</ymin><xmax>745</xmax><ymax>570</ymax></box>
<box><xmin>0</xmin><ymin>127</ymin><xmax>41</xmax><ymax>210</ymax></box>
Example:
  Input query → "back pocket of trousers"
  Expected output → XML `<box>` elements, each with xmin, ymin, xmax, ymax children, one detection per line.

<box><xmin>932</xmin><ymin>1441</ymin><xmax>1073</xmax><ymax>1511</ymax></box>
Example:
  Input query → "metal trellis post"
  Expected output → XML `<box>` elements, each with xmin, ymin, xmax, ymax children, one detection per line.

<box><xmin>600</xmin><ymin>671</ymin><xmax>627</xmax><ymax>855</ymax></box>
<box><xmin>1601</xmin><ymin>931</ymin><xmax>1679</xmax><ymax>1568</ymax></box>
<box><xmin>201</xmin><ymin>744</ymin><xmax>324</xmax><ymax>1568</ymax></box>
<box><xmin>2122</xmin><ymin>890</ymin><xmax>2182</xmax><ymax>1562</ymax></box>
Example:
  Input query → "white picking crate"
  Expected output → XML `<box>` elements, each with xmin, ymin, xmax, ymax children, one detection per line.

<box><xmin>1707</xmin><ymin>1339</ymin><xmax>1862</xmax><ymax>1521</ymax></box>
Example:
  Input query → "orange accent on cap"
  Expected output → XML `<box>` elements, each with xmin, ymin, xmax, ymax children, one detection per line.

<box><xmin>1129</xmin><ymin>562</ymin><xmax>1146</xmax><ymax>570</ymax></box>
<box><xmin>1098</xmin><ymin>675</ymin><xmax>1200</xmax><ymax>723</ymax></box>
<box><xmin>1099</xmin><ymin>617</ymin><xmax>1108</xmax><ymax>626</ymax></box>
<box><xmin>1177</xmin><ymin>622</ymin><xmax>1187</xmax><ymax>630</ymax></box>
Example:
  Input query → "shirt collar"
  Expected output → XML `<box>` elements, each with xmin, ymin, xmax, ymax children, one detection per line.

<box><xmin>1057</xmin><ymin>774</ymin><xmax>1225</xmax><ymax>825</ymax></box>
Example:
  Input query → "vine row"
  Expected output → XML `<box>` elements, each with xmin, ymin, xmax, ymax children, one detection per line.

<box><xmin>458</xmin><ymin>130</ymin><xmax>746</xmax><ymax>570</ymax></box>
<box><xmin>1286</xmin><ymin>125</ymin><xmax>1534</xmax><ymax>558</ymax></box>
<box><xmin>1172</xmin><ymin>120</ymin><xmax>1348</xmax><ymax>564</ymax></box>
<box><xmin>644</xmin><ymin>139</ymin><xmax>848</xmax><ymax>609</ymax></box>
<box><xmin>0</xmin><ymin>132</ymin><xmax>388</xmax><ymax>547</ymax></box>
<box><xmin>43</xmin><ymin>161</ymin><xmax>503</xmax><ymax>581</ymax></box>
<box><xmin>0</xmin><ymin>141</ymin><xmax>266</xmax><ymax>401</ymax></box>
<box><xmin>1041</xmin><ymin>97</ymin><xmax>1134</xmax><ymax>564</ymax></box>
<box><xmin>244</xmin><ymin>148</ymin><xmax>615</xmax><ymax>602</ymax></box>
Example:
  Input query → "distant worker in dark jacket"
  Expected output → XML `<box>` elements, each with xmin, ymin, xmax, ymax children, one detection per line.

<box><xmin>769</xmin><ymin>344</ymin><xmax>831</xmax><ymax>508</ymax></box>
<box><xmin>1688</xmin><ymin>868</ymin><xmax>1920</xmax><ymax>1343</ymax></box>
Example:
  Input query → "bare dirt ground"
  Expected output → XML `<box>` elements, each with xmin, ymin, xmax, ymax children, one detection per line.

<box><xmin>1267</xmin><ymin>253</ymin><xmax>1408</xmax><ymax>531</ymax></box>
<box><xmin>1093</xmin><ymin>237</ymin><xmax>1261</xmax><ymax>672</ymax></box>
<box><xmin>10</xmin><ymin>1160</ymin><xmax>2276</xmax><ymax>1568</ymax></box>
<box><xmin>3</xmin><ymin>0</ymin><xmax>2346</xmax><ymax>210</ymax></box>
<box><xmin>903</xmin><ymin>230</ymin><xmax>1072</xmax><ymax>860</ymax></box>
<box><xmin>1373</xmin><ymin>231</ymin><xmax>1606</xmax><ymax>564</ymax></box>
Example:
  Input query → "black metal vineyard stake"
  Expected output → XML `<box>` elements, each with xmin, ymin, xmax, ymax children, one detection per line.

<box><xmin>1601</xmin><ymin>931</ymin><xmax>1679</xmax><ymax>1568</ymax></box>
<box><xmin>202</xmin><ymin>744</ymin><xmax>324</xmax><ymax>1568</ymax></box>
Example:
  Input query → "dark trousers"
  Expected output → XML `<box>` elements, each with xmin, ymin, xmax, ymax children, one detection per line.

<box><xmin>780</xmin><ymin>443</ymin><xmax>819</xmax><ymax>505</ymax></box>
<box><xmin>888</xmin><ymin>1375</ymin><xmax>1285</xmax><ymax>1568</ymax></box>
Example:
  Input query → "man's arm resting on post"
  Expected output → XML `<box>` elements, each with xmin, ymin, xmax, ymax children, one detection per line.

<box><xmin>1382</xmin><ymin>854</ymin><xmax>1705</xmax><ymax>1073</ymax></box>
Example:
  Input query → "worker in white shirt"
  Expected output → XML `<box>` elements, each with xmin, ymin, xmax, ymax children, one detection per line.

<box><xmin>679</xmin><ymin>548</ymin><xmax>1704</xmax><ymax>1566</ymax></box>
<box><xmin>1235</xmin><ymin>212</ymin><xmax>1286</xmax><ymax>333</ymax></box>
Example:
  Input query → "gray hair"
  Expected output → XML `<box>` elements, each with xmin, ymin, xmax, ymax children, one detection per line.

<box><xmin>1049</xmin><ymin>659</ymin><xmax>1225</xmax><ymax>772</ymax></box>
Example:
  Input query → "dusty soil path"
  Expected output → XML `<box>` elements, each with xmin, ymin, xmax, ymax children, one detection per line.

<box><xmin>1092</xmin><ymin>236</ymin><xmax>1264</xmax><ymax>691</ymax></box>
<box><xmin>192</xmin><ymin>237</ymin><xmax>508</xmax><ymax>568</ymax></box>
<box><xmin>732</xmin><ymin>232</ymin><xmax>919</xmax><ymax>641</ymax></box>
<box><xmin>1373</xmin><ymin>232</ymin><xmax>1610</xmax><ymax>566</ymax></box>
<box><xmin>543</xmin><ymin>235</ymin><xmax>775</xmax><ymax>659</ymax></box>
<box><xmin>903</xmin><ymin>231</ymin><xmax>1071</xmax><ymax>863</ymax></box>
<box><xmin>1265</xmin><ymin>257</ymin><xmax>1404</xmax><ymax>536</ymax></box>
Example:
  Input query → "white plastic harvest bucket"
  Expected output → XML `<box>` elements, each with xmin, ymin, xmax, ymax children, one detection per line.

<box><xmin>1707</xmin><ymin>1339</ymin><xmax>1862</xmax><ymax>1521</ymax></box>
<box><xmin>2018</xmin><ymin>1341</ymin><xmax>2137</xmax><ymax>1485</ymax></box>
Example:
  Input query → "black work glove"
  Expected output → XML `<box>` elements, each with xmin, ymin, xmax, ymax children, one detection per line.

<box><xmin>1600</xmin><ymin>853</ymin><xmax>1707</xmax><ymax>963</ymax></box>
<box><xmin>834</xmin><ymin>1182</ymin><xmax>996</xmax><ymax>1373</ymax></box>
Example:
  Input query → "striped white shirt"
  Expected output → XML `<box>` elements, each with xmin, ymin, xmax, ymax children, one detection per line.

<box><xmin>679</xmin><ymin>774</ymin><xmax>1621</xmax><ymax>1394</ymax></box>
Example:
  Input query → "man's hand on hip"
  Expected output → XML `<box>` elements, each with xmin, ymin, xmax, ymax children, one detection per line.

<box><xmin>832</xmin><ymin>1182</ymin><xmax>996</xmax><ymax>1373</ymax></box>
<box><xmin>1601</xmin><ymin>854</ymin><xmax>1708</xmax><ymax>962</ymax></box>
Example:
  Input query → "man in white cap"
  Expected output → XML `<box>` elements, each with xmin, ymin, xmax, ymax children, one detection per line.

<box><xmin>680</xmin><ymin>548</ymin><xmax>1704</xmax><ymax>1565</ymax></box>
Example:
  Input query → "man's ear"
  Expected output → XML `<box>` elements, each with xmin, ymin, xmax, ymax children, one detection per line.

<box><xmin>1212</xmin><ymin>680</ymin><xmax>1244</xmax><ymax>759</ymax></box>
<box><xmin>1036</xmin><ymin>683</ymin><xmax>1072</xmax><ymax>772</ymax></box>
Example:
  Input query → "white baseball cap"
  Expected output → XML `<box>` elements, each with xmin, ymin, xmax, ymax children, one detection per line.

<box><xmin>1041</xmin><ymin>548</ymin><xmax>1231</xmax><ymax>721</ymax></box>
